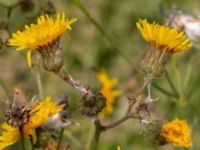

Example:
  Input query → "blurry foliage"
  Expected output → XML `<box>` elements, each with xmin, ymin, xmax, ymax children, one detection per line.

<box><xmin>0</xmin><ymin>0</ymin><xmax>200</xmax><ymax>149</ymax></box>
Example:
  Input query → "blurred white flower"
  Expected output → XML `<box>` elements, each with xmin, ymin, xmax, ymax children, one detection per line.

<box><xmin>165</xmin><ymin>7</ymin><xmax>200</xmax><ymax>43</ymax></box>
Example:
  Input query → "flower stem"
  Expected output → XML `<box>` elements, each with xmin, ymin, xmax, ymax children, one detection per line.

<box><xmin>91</xmin><ymin>118</ymin><xmax>103</xmax><ymax>150</ymax></box>
<box><xmin>71</xmin><ymin>0</ymin><xmax>136</xmax><ymax>70</ymax></box>
<box><xmin>57</xmin><ymin>128</ymin><xmax>64</xmax><ymax>150</ymax></box>
<box><xmin>165</xmin><ymin>71</ymin><xmax>179</xmax><ymax>97</ymax></box>
<box><xmin>19</xmin><ymin>126</ymin><xmax>26</xmax><ymax>150</ymax></box>
<box><xmin>58</xmin><ymin>68</ymin><xmax>89</xmax><ymax>96</ymax></box>
<box><xmin>152</xmin><ymin>83</ymin><xmax>177</xmax><ymax>97</ymax></box>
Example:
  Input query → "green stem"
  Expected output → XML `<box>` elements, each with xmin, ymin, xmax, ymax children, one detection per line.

<box><xmin>36</xmin><ymin>71</ymin><xmax>44</xmax><ymax>99</ymax></box>
<box><xmin>0</xmin><ymin>76</ymin><xmax>10</xmax><ymax>99</ymax></box>
<box><xmin>71</xmin><ymin>0</ymin><xmax>136</xmax><ymax>69</ymax></box>
<box><xmin>165</xmin><ymin>71</ymin><xmax>179</xmax><ymax>97</ymax></box>
<box><xmin>19</xmin><ymin>126</ymin><xmax>26</xmax><ymax>150</ymax></box>
<box><xmin>57</xmin><ymin>128</ymin><xmax>64</xmax><ymax>150</ymax></box>
<box><xmin>91</xmin><ymin>118</ymin><xmax>103</xmax><ymax>150</ymax></box>
<box><xmin>152</xmin><ymin>83</ymin><xmax>177</xmax><ymax>97</ymax></box>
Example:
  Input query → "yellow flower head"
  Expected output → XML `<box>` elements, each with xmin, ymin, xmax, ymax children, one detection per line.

<box><xmin>137</xmin><ymin>19</ymin><xmax>192</xmax><ymax>52</ymax></box>
<box><xmin>8</xmin><ymin>13</ymin><xmax>77</xmax><ymax>67</ymax></box>
<box><xmin>117</xmin><ymin>145</ymin><xmax>121</xmax><ymax>150</ymax></box>
<box><xmin>160</xmin><ymin>119</ymin><xmax>192</xmax><ymax>147</ymax></box>
<box><xmin>0</xmin><ymin>96</ymin><xmax>64</xmax><ymax>150</ymax></box>
<box><xmin>97</xmin><ymin>70</ymin><xmax>121</xmax><ymax>115</ymax></box>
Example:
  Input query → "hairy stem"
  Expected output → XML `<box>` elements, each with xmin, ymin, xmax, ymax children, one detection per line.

<box><xmin>58</xmin><ymin>68</ymin><xmax>89</xmax><ymax>96</ymax></box>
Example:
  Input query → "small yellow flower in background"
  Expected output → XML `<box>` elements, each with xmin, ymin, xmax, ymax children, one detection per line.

<box><xmin>97</xmin><ymin>70</ymin><xmax>121</xmax><ymax>115</ymax></box>
<box><xmin>137</xmin><ymin>19</ymin><xmax>192</xmax><ymax>52</ymax></box>
<box><xmin>160</xmin><ymin>119</ymin><xmax>192</xmax><ymax>147</ymax></box>
<box><xmin>0</xmin><ymin>96</ymin><xmax>64</xmax><ymax>150</ymax></box>
<box><xmin>136</xmin><ymin>19</ymin><xmax>192</xmax><ymax>77</ymax></box>
<box><xmin>8</xmin><ymin>13</ymin><xmax>77</xmax><ymax>67</ymax></box>
<box><xmin>117</xmin><ymin>145</ymin><xmax>121</xmax><ymax>150</ymax></box>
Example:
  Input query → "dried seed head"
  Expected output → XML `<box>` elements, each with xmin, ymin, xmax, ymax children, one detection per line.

<box><xmin>79</xmin><ymin>91</ymin><xmax>106</xmax><ymax>117</ymax></box>
<box><xmin>5</xmin><ymin>102</ymin><xmax>32</xmax><ymax>127</ymax></box>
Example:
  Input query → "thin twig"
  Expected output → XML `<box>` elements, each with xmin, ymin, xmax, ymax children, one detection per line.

<box><xmin>58</xmin><ymin>69</ymin><xmax>89</xmax><ymax>96</ymax></box>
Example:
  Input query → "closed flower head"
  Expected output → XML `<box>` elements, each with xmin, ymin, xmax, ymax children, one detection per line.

<box><xmin>160</xmin><ymin>119</ymin><xmax>192</xmax><ymax>147</ymax></box>
<box><xmin>137</xmin><ymin>19</ymin><xmax>192</xmax><ymax>77</ymax></box>
<box><xmin>8</xmin><ymin>13</ymin><xmax>77</xmax><ymax>72</ymax></box>
<box><xmin>0</xmin><ymin>96</ymin><xmax>64</xmax><ymax>149</ymax></box>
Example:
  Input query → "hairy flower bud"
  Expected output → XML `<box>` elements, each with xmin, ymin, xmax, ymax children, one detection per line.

<box><xmin>38</xmin><ymin>40</ymin><xmax>64</xmax><ymax>73</ymax></box>
<box><xmin>79</xmin><ymin>91</ymin><xmax>106</xmax><ymax>117</ymax></box>
<box><xmin>141</xmin><ymin>46</ymin><xmax>172</xmax><ymax>78</ymax></box>
<box><xmin>144</xmin><ymin>120</ymin><xmax>167</xmax><ymax>145</ymax></box>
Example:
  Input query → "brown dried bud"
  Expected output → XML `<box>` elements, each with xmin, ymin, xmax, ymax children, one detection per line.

<box><xmin>136</xmin><ymin>102</ymin><xmax>151</xmax><ymax>120</ymax></box>
<box><xmin>38</xmin><ymin>40</ymin><xmax>64</xmax><ymax>73</ymax></box>
<box><xmin>144</xmin><ymin>120</ymin><xmax>167</xmax><ymax>145</ymax></box>
<box><xmin>79</xmin><ymin>91</ymin><xmax>106</xmax><ymax>117</ymax></box>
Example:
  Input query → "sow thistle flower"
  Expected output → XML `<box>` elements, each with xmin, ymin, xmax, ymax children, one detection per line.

<box><xmin>137</xmin><ymin>19</ymin><xmax>192</xmax><ymax>77</ymax></box>
<box><xmin>8</xmin><ymin>13</ymin><xmax>77</xmax><ymax>72</ymax></box>
<box><xmin>97</xmin><ymin>70</ymin><xmax>121</xmax><ymax>115</ymax></box>
<box><xmin>0</xmin><ymin>96</ymin><xmax>64</xmax><ymax>149</ymax></box>
<box><xmin>160</xmin><ymin>119</ymin><xmax>192</xmax><ymax>147</ymax></box>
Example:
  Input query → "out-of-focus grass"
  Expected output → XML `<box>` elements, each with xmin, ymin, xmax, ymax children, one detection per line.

<box><xmin>0</xmin><ymin>0</ymin><xmax>200</xmax><ymax>149</ymax></box>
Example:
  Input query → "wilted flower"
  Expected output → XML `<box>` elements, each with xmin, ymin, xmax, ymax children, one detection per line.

<box><xmin>97</xmin><ymin>70</ymin><xmax>122</xmax><ymax>115</ymax></box>
<box><xmin>160</xmin><ymin>119</ymin><xmax>192</xmax><ymax>147</ymax></box>
<box><xmin>0</xmin><ymin>96</ymin><xmax>64</xmax><ymax>149</ymax></box>
<box><xmin>137</xmin><ymin>19</ymin><xmax>192</xmax><ymax>77</ymax></box>
<box><xmin>8</xmin><ymin>13</ymin><xmax>77</xmax><ymax>72</ymax></box>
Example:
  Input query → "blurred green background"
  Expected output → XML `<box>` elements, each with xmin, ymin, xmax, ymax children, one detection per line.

<box><xmin>0</xmin><ymin>0</ymin><xmax>200</xmax><ymax>149</ymax></box>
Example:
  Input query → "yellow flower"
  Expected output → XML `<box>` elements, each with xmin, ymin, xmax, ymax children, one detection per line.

<box><xmin>8</xmin><ymin>13</ymin><xmax>77</xmax><ymax>67</ymax></box>
<box><xmin>0</xmin><ymin>96</ymin><xmax>64</xmax><ymax>150</ymax></box>
<box><xmin>97</xmin><ymin>70</ymin><xmax>121</xmax><ymax>115</ymax></box>
<box><xmin>160</xmin><ymin>119</ymin><xmax>192</xmax><ymax>147</ymax></box>
<box><xmin>117</xmin><ymin>145</ymin><xmax>121</xmax><ymax>150</ymax></box>
<box><xmin>136</xmin><ymin>19</ymin><xmax>192</xmax><ymax>52</ymax></box>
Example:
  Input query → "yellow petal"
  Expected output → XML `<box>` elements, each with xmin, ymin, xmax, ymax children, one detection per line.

<box><xmin>27</xmin><ymin>50</ymin><xmax>32</xmax><ymax>67</ymax></box>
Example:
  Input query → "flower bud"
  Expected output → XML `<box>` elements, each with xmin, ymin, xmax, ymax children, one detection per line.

<box><xmin>144</xmin><ymin>120</ymin><xmax>167</xmax><ymax>145</ymax></box>
<box><xmin>0</xmin><ymin>0</ymin><xmax>20</xmax><ymax>8</ymax></box>
<box><xmin>79</xmin><ymin>91</ymin><xmax>106</xmax><ymax>117</ymax></box>
<box><xmin>141</xmin><ymin>47</ymin><xmax>172</xmax><ymax>78</ymax></box>
<box><xmin>38</xmin><ymin>40</ymin><xmax>64</xmax><ymax>73</ymax></box>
